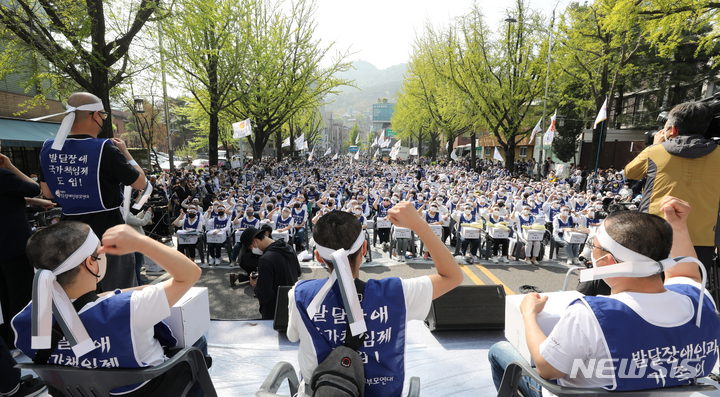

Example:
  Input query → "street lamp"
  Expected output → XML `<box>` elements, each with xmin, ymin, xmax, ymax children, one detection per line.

<box><xmin>134</xmin><ymin>98</ymin><xmax>145</xmax><ymax>114</ymax></box>
<box><xmin>506</xmin><ymin>16</ymin><xmax>553</xmax><ymax>163</ymax></box>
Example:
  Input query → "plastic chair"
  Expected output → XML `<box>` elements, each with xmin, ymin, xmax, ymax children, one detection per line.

<box><xmin>256</xmin><ymin>362</ymin><xmax>421</xmax><ymax>397</ymax></box>
<box><xmin>16</xmin><ymin>347</ymin><xmax>217</xmax><ymax>397</ymax></box>
<box><xmin>496</xmin><ymin>360</ymin><xmax>717</xmax><ymax>397</ymax></box>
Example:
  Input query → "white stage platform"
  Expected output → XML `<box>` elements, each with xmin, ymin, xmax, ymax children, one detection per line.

<box><xmin>16</xmin><ymin>319</ymin><xmax>720</xmax><ymax>396</ymax></box>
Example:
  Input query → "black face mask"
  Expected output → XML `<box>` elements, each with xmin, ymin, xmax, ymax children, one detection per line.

<box><xmin>188</xmin><ymin>213</ymin><xmax>196</xmax><ymax>219</ymax></box>
<box><xmin>498</xmin><ymin>203</ymin><xmax>505</xmax><ymax>208</ymax></box>
<box><xmin>285</xmin><ymin>189</ymin><xmax>290</xmax><ymax>193</ymax></box>
<box><xmin>294</xmin><ymin>203</ymin><xmax>301</xmax><ymax>208</ymax></box>
<box><xmin>218</xmin><ymin>211</ymin><xmax>225</xmax><ymax>216</ymax></box>
<box><xmin>246</xmin><ymin>212</ymin><xmax>254</xmax><ymax>217</ymax></box>
<box><xmin>267</xmin><ymin>206</ymin><xmax>273</xmax><ymax>211</ymax></box>
<box><xmin>330</xmin><ymin>194</ymin><xmax>336</xmax><ymax>198</ymax></box>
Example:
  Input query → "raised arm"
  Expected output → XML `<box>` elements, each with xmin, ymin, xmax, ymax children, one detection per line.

<box><xmin>388</xmin><ymin>201</ymin><xmax>462</xmax><ymax>299</ymax></box>
<box><xmin>660</xmin><ymin>196</ymin><xmax>701</xmax><ymax>283</ymax></box>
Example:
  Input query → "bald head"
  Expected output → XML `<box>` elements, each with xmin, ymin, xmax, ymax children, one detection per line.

<box><xmin>68</xmin><ymin>92</ymin><xmax>103</xmax><ymax>123</ymax></box>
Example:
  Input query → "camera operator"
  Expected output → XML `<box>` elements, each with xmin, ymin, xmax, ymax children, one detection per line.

<box><xmin>624</xmin><ymin>101</ymin><xmax>720</xmax><ymax>269</ymax></box>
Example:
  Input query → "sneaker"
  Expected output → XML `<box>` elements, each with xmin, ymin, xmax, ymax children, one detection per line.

<box><xmin>567</xmin><ymin>259</ymin><xmax>574</xmax><ymax>266</ymax></box>
<box><xmin>525</xmin><ymin>258</ymin><xmax>533</xmax><ymax>265</ymax></box>
<box><xmin>502</xmin><ymin>257</ymin><xmax>510</xmax><ymax>263</ymax></box>
<box><xmin>572</xmin><ymin>257</ymin><xmax>580</xmax><ymax>265</ymax></box>
<box><xmin>7</xmin><ymin>376</ymin><xmax>46</xmax><ymax>397</ymax></box>
<box><xmin>229</xmin><ymin>260</ymin><xmax>236</xmax><ymax>267</ymax></box>
<box><xmin>532</xmin><ymin>258</ymin><xmax>540</xmax><ymax>265</ymax></box>
<box><xmin>229</xmin><ymin>273</ymin><xmax>238</xmax><ymax>287</ymax></box>
<box><xmin>492</xmin><ymin>256</ymin><xmax>499</xmax><ymax>263</ymax></box>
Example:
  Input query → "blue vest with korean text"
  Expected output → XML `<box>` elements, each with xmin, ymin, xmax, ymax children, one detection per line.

<box><xmin>183</xmin><ymin>215</ymin><xmax>201</xmax><ymax>230</ymax></box>
<box><xmin>40</xmin><ymin>138</ymin><xmax>110</xmax><ymax>215</ymax></box>
<box><xmin>517</xmin><ymin>214</ymin><xmax>534</xmax><ymax>228</ymax></box>
<box><xmin>574</xmin><ymin>201</ymin><xmax>588</xmax><ymax>212</ymax></box>
<box><xmin>292</xmin><ymin>208</ymin><xmax>306</xmax><ymax>226</ymax></box>
<box><xmin>378</xmin><ymin>203</ymin><xmax>392</xmax><ymax>218</ymax></box>
<box><xmin>556</xmin><ymin>216</ymin><xmax>574</xmax><ymax>238</ymax></box>
<box><xmin>579</xmin><ymin>284</ymin><xmax>720</xmax><ymax>391</ymax></box>
<box><xmin>13</xmin><ymin>290</ymin><xmax>177</xmax><ymax>394</ymax></box>
<box><xmin>294</xmin><ymin>278</ymin><xmax>407</xmax><ymax>397</ymax></box>
<box><xmin>276</xmin><ymin>215</ymin><xmax>293</xmax><ymax>230</ymax></box>
<box><xmin>459</xmin><ymin>213</ymin><xmax>476</xmax><ymax>234</ymax></box>
<box><xmin>240</xmin><ymin>216</ymin><xmax>260</xmax><ymax>229</ymax></box>
<box><xmin>212</xmin><ymin>216</ymin><xmax>230</xmax><ymax>237</ymax></box>
<box><xmin>424</xmin><ymin>211</ymin><xmax>440</xmax><ymax>223</ymax></box>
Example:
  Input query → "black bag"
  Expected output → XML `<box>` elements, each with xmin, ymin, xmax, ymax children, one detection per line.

<box><xmin>309</xmin><ymin>281</ymin><xmax>366</xmax><ymax>397</ymax></box>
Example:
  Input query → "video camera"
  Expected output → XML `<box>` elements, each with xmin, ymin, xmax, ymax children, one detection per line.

<box><xmin>644</xmin><ymin>92</ymin><xmax>720</xmax><ymax>145</ymax></box>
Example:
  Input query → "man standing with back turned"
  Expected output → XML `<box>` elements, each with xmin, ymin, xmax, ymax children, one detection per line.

<box><xmin>37</xmin><ymin>92</ymin><xmax>149</xmax><ymax>290</ymax></box>
<box><xmin>625</xmin><ymin>101</ymin><xmax>720</xmax><ymax>269</ymax></box>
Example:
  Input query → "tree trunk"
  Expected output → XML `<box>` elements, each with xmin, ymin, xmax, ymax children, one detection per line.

<box><xmin>470</xmin><ymin>132</ymin><xmax>477</xmax><ymax>167</ymax></box>
<box><xmin>209</xmin><ymin>112</ymin><xmax>219</xmax><ymax>166</ymax></box>
<box><xmin>505</xmin><ymin>141</ymin><xmax>516</xmax><ymax>172</ymax></box>
<box><xmin>276</xmin><ymin>129</ymin><xmax>283</xmax><ymax>161</ymax></box>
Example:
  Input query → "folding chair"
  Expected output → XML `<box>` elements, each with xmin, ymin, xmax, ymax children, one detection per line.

<box><xmin>496</xmin><ymin>360</ymin><xmax>717</xmax><ymax>397</ymax></box>
<box><xmin>16</xmin><ymin>347</ymin><xmax>217</xmax><ymax>397</ymax></box>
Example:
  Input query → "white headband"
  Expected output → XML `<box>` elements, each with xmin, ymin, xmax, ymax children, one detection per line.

<box><xmin>31</xmin><ymin>102</ymin><xmax>105</xmax><ymax>151</ymax></box>
<box><xmin>581</xmin><ymin>223</ymin><xmax>707</xmax><ymax>327</ymax></box>
<box><xmin>308</xmin><ymin>231</ymin><xmax>367</xmax><ymax>336</ymax></box>
<box><xmin>32</xmin><ymin>230</ymin><xmax>99</xmax><ymax>356</ymax></box>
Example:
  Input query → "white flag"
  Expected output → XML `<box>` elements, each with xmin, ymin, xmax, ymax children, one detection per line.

<box><xmin>282</xmin><ymin>136</ymin><xmax>291</xmax><ymax>148</ymax></box>
<box><xmin>493</xmin><ymin>147</ymin><xmax>503</xmax><ymax>161</ymax></box>
<box><xmin>296</xmin><ymin>134</ymin><xmax>305</xmax><ymax>146</ymax></box>
<box><xmin>232</xmin><ymin>119</ymin><xmax>252</xmax><ymax>139</ymax></box>
<box><xmin>529</xmin><ymin>118</ymin><xmax>542</xmax><ymax>143</ymax></box>
<box><xmin>332</xmin><ymin>153</ymin><xmax>338</xmax><ymax>160</ymax></box>
<box><xmin>450</xmin><ymin>149</ymin><xmax>458</xmax><ymax>161</ymax></box>
<box><xmin>409</xmin><ymin>147</ymin><xmax>418</xmax><ymax>156</ymax></box>
<box><xmin>372</xmin><ymin>137</ymin><xmax>378</xmax><ymax>147</ymax></box>
<box><xmin>354</xmin><ymin>151</ymin><xmax>359</xmax><ymax>160</ymax></box>
<box><xmin>393</xmin><ymin>139</ymin><xmax>401</xmax><ymax>148</ymax></box>
<box><xmin>594</xmin><ymin>97</ymin><xmax>608</xmax><ymax>128</ymax></box>
<box><xmin>544</xmin><ymin>109</ymin><xmax>557</xmax><ymax>144</ymax></box>
<box><xmin>373</xmin><ymin>149</ymin><xmax>379</xmax><ymax>157</ymax></box>
<box><xmin>445</xmin><ymin>141</ymin><xmax>449</xmax><ymax>150</ymax></box>
<box><xmin>309</xmin><ymin>150</ymin><xmax>314</xmax><ymax>161</ymax></box>
<box><xmin>355</xmin><ymin>134</ymin><xmax>360</xmax><ymax>145</ymax></box>
<box><xmin>324</xmin><ymin>147</ymin><xmax>331</xmax><ymax>156</ymax></box>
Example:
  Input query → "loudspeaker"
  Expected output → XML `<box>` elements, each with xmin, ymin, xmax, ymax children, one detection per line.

<box><xmin>426</xmin><ymin>285</ymin><xmax>506</xmax><ymax>331</ymax></box>
<box><xmin>273</xmin><ymin>285</ymin><xmax>292</xmax><ymax>332</ymax></box>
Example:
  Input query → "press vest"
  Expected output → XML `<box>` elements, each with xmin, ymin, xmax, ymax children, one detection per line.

<box><xmin>294</xmin><ymin>278</ymin><xmax>407</xmax><ymax>397</ymax></box>
<box><xmin>578</xmin><ymin>284</ymin><xmax>720</xmax><ymax>391</ymax></box>
<box><xmin>13</xmin><ymin>290</ymin><xmax>177</xmax><ymax>394</ymax></box>
<box><xmin>40</xmin><ymin>138</ymin><xmax>111</xmax><ymax>215</ymax></box>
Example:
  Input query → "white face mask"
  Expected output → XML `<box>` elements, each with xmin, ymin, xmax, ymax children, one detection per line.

<box><xmin>591</xmin><ymin>251</ymin><xmax>611</xmax><ymax>268</ymax></box>
<box><xmin>355</xmin><ymin>210</ymin><xmax>362</xmax><ymax>215</ymax></box>
<box><xmin>251</xmin><ymin>243</ymin><xmax>263</xmax><ymax>256</ymax></box>
<box><xmin>493</xmin><ymin>211</ymin><xmax>500</xmax><ymax>217</ymax></box>
<box><xmin>522</xmin><ymin>210</ymin><xmax>530</xmax><ymax>216</ymax></box>
<box><xmin>577</xmin><ymin>198</ymin><xmax>585</xmax><ymax>204</ymax></box>
<box><xmin>587</xmin><ymin>211</ymin><xmax>595</xmax><ymax>219</ymax></box>
<box><xmin>561</xmin><ymin>210</ymin><xmax>569</xmax><ymax>216</ymax></box>
<box><xmin>464</xmin><ymin>209</ymin><xmax>471</xmax><ymax>215</ymax></box>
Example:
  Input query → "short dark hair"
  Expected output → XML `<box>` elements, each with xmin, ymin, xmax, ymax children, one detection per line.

<box><xmin>604</xmin><ymin>211</ymin><xmax>672</xmax><ymax>262</ymax></box>
<box><xmin>314</xmin><ymin>210</ymin><xmax>363</xmax><ymax>265</ymax></box>
<box><xmin>667</xmin><ymin>102</ymin><xmax>713</xmax><ymax>137</ymax></box>
<box><xmin>26</xmin><ymin>221</ymin><xmax>92</xmax><ymax>287</ymax></box>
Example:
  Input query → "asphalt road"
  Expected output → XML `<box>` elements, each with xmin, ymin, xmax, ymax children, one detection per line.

<box><xmin>144</xmin><ymin>232</ymin><xmax>582</xmax><ymax>320</ymax></box>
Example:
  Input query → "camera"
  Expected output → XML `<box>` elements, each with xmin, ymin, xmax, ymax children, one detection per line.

<box><xmin>645</xmin><ymin>92</ymin><xmax>720</xmax><ymax>145</ymax></box>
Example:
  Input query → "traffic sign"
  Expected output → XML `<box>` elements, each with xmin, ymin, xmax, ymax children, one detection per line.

<box><xmin>386</xmin><ymin>129</ymin><xmax>396</xmax><ymax>138</ymax></box>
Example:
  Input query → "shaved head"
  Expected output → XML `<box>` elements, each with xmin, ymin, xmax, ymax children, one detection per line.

<box><xmin>67</xmin><ymin>92</ymin><xmax>103</xmax><ymax>122</ymax></box>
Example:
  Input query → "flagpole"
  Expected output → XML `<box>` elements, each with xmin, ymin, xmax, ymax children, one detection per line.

<box><xmin>593</xmin><ymin>119</ymin><xmax>605</xmax><ymax>185</ymax></box>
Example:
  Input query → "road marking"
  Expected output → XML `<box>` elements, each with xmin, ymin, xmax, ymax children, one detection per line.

<box><xmin>475</xmin><ymin>265</ymin><xmax>515</xmax><ymax>295</ymax></box>
<box><xmin>460</xmin><ymin>265</ymin><xmax>484</xmax><ymax>285</ymax></box>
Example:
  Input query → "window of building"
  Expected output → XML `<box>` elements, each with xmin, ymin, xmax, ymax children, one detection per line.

<box><xmin>519</xmin><ymin>147</ymin><xmax>528</xmax><ymax>158</ymax></box>
<box><xmin>484</xmin><ymin>147</ymin><xmax>492</xmax><ymax>157</ymax></box>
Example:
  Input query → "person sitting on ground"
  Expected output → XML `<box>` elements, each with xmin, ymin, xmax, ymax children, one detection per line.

<box><xmin>287</xmin><ymin>203</ymin><xmax>463</xmax><ymax>396</ymax></box>
<box><xmin>488</xmin><ymin>196</ymin><xmax>720</xmax><ymax>395</ymax></box>
<box><xmin>12</xmin><ymin>222</ymin><xmax>208</xmax><ymax>396</ymax></box>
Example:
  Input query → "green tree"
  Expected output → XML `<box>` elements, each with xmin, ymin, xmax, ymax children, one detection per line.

<box><xmin>440</xmin><ymin>0</ymin><xmax>548</xmax><ymax>170</ymax></box>
<box><xmin>0</xmin><ymin>0</ymin><xmax>159</xmax><ymax>138</ymax></box>
<box><xmin>349</xmin><ymin>125</ymin><xmax>360</xmax><ymax>146</ymax></box>
<box><xmin>227</xmin><ymin>0</ymin><xmax>352</xmax><ymax>161</ymax></box>
<box><xmin>163</xmin><ymin>0</ymin><xmax>250</xmax><ymax>166</ymax></box>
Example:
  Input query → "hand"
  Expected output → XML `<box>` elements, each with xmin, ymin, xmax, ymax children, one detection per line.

<box><xmin>653</xmin><ymin>128</ymin><xmax>668</xmax><ymax>144</ymax></box>
<box><xmin>660</xmin><ymin>196</ymin><xmax>691</xmax><ymax>230</ymax></box>
<box><xmin>388</xmin><ymin>201</ymin><xmax>423</xmax><ymax>229</ymax></box>
<box><xmin>0</xmin><ymin>153</ymin><xmax>13</xmax><ymax>170</ymax></box>
<box><xmin>110</xmin><ymin>138</ymin><xmax>129</xmax><ymax>154</ymax></box>
<box><xmin>41</xmin><ymin>201</ymin><xmax>56</xmax><ymax>210</ymax></box>
<box><xmin>520</xmin><ymin>293</ymin><xmax>548</xmax><ymax>318</ymax></box>
<box><xmin>98</xmin><ymin>224</ymin><xmax>146</xmax><ymax>256</ymax></box>
<box><xmin>180</xmin><ymin>209</ymin><xmax>185</xmax><ymax>215</ymax></box>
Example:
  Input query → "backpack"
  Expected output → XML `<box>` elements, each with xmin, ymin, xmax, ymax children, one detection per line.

<box><xmin>309</xmin><ymin>281</ymin><xmax>366</xmax><ymax>397</ymax></box>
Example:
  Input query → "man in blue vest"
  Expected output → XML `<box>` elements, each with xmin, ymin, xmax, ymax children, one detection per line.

<box><xmin>287</xmin><ymin>203</ymin><xmax>463</xmax><ymax>396</ymax></box>
<box><xmin>12</xmin><ymin>222</ymin><xmax>207</xmax><ymax>396</ymax></box>
<box><xmin>37</xmin><ymin>92</ymin><xmax>148</xmax><ymax>291</ymax></box>
<box><xmin>489</xmin><ymin>196</ymin><xmax>720</xmax><ymax>395</ymax></box>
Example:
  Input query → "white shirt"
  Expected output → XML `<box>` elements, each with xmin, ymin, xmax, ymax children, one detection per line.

<box><xmin>287</xmin><ymin>276</ymin><xmax>434</xmax><ymax>394</ymax></box>
<box><xmin>540</xmin><ymin>277</ymin><xmax>715</xmax><ymax>392</ymax></box>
